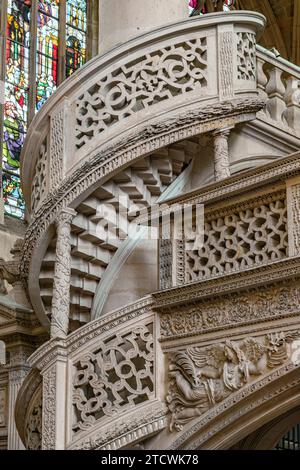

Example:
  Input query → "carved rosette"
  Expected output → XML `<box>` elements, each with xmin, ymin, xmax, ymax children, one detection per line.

<box><xmin>212</xmin><ymin>128</ymin><xmax>231</xmax><ymax>181</ymax></box>
<box><xmin>51</xmin><ymin>208</ymin><xmax>76</xmax><ymax>338</ymax></box>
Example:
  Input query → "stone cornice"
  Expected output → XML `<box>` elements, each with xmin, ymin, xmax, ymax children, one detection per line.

<box><xmin>153</xmin><ymin>256</ymin><xmax>300</xmax><ymax>310</ymax></box>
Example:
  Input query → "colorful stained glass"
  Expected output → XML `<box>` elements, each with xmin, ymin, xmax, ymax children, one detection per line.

<box><xmin>66</xmin><ymin>0</ymin><xmax>87</xmax><ymax>76</ymax></box>
<box><xmin>36</xmin><ymin>1</ymin><xmax>59</xmax><ymax>110</ymax></box>
<box><xmin>2</xmin><ymin>0</ymin><xmax>88</xmax><ymax>219</ymax></box>
<box><xmin>6</xmin><ymin>0</ymin><xmax>31</xmax><ymax>125</ymax></box>
<box><xmin>38</xmin><ymin>0</ymin><xmax>60</xmax><ymax>18</ymax></box>
<box><xmin>2</xmin><ymin>172</ymin><xmax>25</xmax><ymax>219</ymax></box>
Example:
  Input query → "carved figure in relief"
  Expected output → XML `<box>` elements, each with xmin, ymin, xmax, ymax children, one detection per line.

<box><xmin>167</xmin><ymin>333</ymin><xmax>299</xmax><ymax>431</ymax></box>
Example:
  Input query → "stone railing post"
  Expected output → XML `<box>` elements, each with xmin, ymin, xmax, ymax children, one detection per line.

<box><xmin>212</xmin><ymin>128</ymin><xmax>231</xmax><ymax>181</ymax></box>
<box><xmin>51</xmin><ymin>208</ymin><xmax>76</xmax><ymax>339</ymax></box>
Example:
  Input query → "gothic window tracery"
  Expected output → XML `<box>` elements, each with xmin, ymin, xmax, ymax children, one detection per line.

<box><xmin>0</xmin><ymin>0</ymin><xmax>88</xmax><ymax>219</ymax></box>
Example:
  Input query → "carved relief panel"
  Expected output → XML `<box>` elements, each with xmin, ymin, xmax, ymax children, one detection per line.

<box><xmin>166</xmin><ymin>330</ymin><xmax>300</xmax><ymax>431</ymax></box>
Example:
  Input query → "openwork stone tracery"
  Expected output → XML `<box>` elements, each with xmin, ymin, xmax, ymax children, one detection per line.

<box><xmin>185</xmin><ymin>194</ymin><xmax>288</xmax><ymax>283</ymax></box>
<box><xmin>75</xmin><ymin>38</ymin><xmax>208</xmax><ymax>149</ymax></box>
<box><xmin>72</xmin><ymin>322</ymin><xmax>155</xmax><ymax>434</ymax></box>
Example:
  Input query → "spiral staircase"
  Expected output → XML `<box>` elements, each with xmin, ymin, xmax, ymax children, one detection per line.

<box><xmin>11</xmin><ymin>12</ymin><xmax>300</xmax><ymax>450</ymax></box>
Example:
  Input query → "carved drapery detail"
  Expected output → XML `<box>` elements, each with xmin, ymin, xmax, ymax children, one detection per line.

<box><xmin>167</xmin><ymin>331</ymin><xmax>300</xmax><ymax>431</ymax></box>
<box><xmin>50</xmin><ymin>107</ymin><xmax>64</xmax><ymax>189</ymax></box>
<box><xmin>42</xmin><ymin>366</ymin><xmax>56</xmax><ymax>450</ymax></box>
<box><xmin>185</xmin><ymin>194</ymin><xmax>288</xmax><ymax>283</ymax></box>
<box><xmin>31</xmin><ymin>139</ymin><xmax>48</xmax><ymax>213</ymax></box>
<box><xmin>75</xmin><ymin>37</ymin><xmax>208</xmax><ymax>149</ymax></box>
<box><xmin>25</xmin><ymin>389</ymin><xmax>42</xmax><ymax>450</ymax></box>
<box><xmin>72</xmin><ymin>323</ymin><xmax>154</xmax><ymax>434</ymax></box>
<box><xmin>51</xmin><ymin>209</ymin><xmax>76</xmax><ymax>339</ymax></box>
<box><xmin>160</xmin><ymin>281</ymin><xmax>300</xmax><ymax>339</ymax></box>
<box><xmin>237</xmin><ymin>32</ymin><xmax>256</xmax><ymax>81</ymax></box>
<box><xmin>212</xmin><ymin>128</ymin><xmax>231</xmax><ymax>181</ymax></box>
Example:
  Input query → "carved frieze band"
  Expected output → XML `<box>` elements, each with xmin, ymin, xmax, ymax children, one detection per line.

<box><xmin>160</xmin><ymin>281</ymin><xmax>300</xmax><ymax>340</ymax></box>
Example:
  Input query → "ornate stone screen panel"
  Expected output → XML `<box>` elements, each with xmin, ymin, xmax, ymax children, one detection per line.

<box><xmin>185</xmin><ymin>191</ymin><xmax>288</xmax><ymax>283</ymax></box>
<box><xmin>71</xmin><ymin>318</ymin><xmax>155</xmax><ymax>437</ymax></box>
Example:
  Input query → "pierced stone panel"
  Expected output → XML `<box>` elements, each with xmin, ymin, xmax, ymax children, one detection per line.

<box><xmin>72</xmin><ymin>323</ymin><xmax>155</xmax><ymax>434</ymax></box>
<box><xmin>186</xmin><ymin>195</ymin><xmax>288</xmax><ymax>283</ymax></box>
<box><xmin>237</xmin><ymin>32</ymin><xmax>256</xmax><ymax>81</ymax></box>
<box><xmin>75</xmin><ymin>38</ymin><xmax>208</xmax><ymax>149</ymax></box>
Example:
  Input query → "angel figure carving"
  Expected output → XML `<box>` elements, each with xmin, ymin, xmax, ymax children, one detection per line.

<box><xmin>167</xmin><ymin>338</ymin><xmax>266</xmax><ymax>431</ymax></box>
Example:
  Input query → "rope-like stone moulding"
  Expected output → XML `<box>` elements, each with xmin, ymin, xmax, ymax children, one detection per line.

<box><xmin>20</xmin><ymin>97</ymin><xmax>265</xmax><ymax>288</ymax></box>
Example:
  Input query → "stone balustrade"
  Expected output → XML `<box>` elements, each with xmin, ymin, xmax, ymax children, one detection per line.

<box><xmin>21</xmin><ymin>12</ymin><xmax>265</xmax><ymax>216</ymax></box>
<box><xmin>256</xmin><ymin>45</ymin><xmax>300</xmax><ymax>134</ymax></box>
<box><xmin>147</xmin><ymin>151</ymin><xmax>300</xmax><ymax>288</ymax></box>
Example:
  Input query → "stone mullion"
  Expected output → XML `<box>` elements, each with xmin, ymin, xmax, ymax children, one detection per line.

<box><xmin>27</xmin><ymin>0</ymin><xmax>38</xmax><ymax>125</ymax></box>
<box><xmin>57</xmin><ymin>0</ymin><xmax>67</xmax><ymax>86</ymax></box>
<box><xmin>0</xmin><ymin>0</ymin><xmax>8</xmax><ymax>224</ymax></box>
<box><xmin>51</xmin><ymin>208</ymin><xmax>76</xmax><ymax>339</ymax></box>
<box><xmin>86</xmin><ymin>0</ymin><xmax>99</xmax><ymax>60</ymax></box>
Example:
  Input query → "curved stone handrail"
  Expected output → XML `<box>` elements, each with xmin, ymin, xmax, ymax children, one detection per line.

<box><xmin>21</xmin><ymin>11</ymin><xmax>265</xmax><ymax>213</ymax></box>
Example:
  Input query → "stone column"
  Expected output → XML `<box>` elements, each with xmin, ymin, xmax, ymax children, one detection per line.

<box><xmin>98</xmin><ymin>0</ymin><xmax>188</xmax><ymax>53</ymax></box>
<box><xmin>212</xmin><ymin>128</ymin><xmax>231</xmax><ymax>181</ymax></box>
<box><xmin>51</xmin><ymin>208</ymin><xmax>76</xmax><ymax>339</ymax></box>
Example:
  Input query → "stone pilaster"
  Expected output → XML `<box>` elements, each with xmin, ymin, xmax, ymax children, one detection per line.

<box><xmin>212</xmin><ymin>128</ymin><xmax>231</xmax><ymax>181</ymax></box>
<box><xmin>7</xmin><ymin>348</ymin><xmax>31</xmax><ymax>450</ymax></box>
<box><xmin>41</xmin><ymin>346</ymin><xmax>67</xmax><ymax>450</ymax></box>
<box><xmin>51</xmin><ymin>208</ymin><xmax>76</xmax><ymax>339</ymax></box>
<box><xmin>286</xmin><ymin>176</ymin><xmax>300</xmax><ymax>257</ymax></box>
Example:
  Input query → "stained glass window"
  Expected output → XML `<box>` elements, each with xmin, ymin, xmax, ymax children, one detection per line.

<box><xmin>36</xmin><ymin>0</ymin><xmax>59</xmax><ymax>110</ymax></box>
<box><xmin>2</xmin><ymin>0</ymin><xmax>31</xmax><ymax>218</ymax></box>
<box><xmin>0</xmin><ymin>0</ymin><xmax>89</xmax><ymax>219</ymax></box>
<box><xmin>66</xmin><ymin>0</ymin><xmax>87</xmax><ymax>77</ymax></box>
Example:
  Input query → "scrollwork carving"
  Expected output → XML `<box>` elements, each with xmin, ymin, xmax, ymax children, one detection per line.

<box><xmin>76</xmin><ymin>38</ymin><xmax>208</xmax><ymax>148</ymax></box>
<box><xmin>72</xmin><ymin>323</ymin><xmax>155</xmax><ymax>434</ymax></box>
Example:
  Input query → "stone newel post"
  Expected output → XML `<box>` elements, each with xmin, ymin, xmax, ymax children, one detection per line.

<box><xmin>51</xmin><ymin>208</ymin><xmax>76</xmax><ymax>339</ymax></box>
<box><xmin>213</xmin><ymin>128</ymin><xmax>231</xmax><ymax>181</ymax></box>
